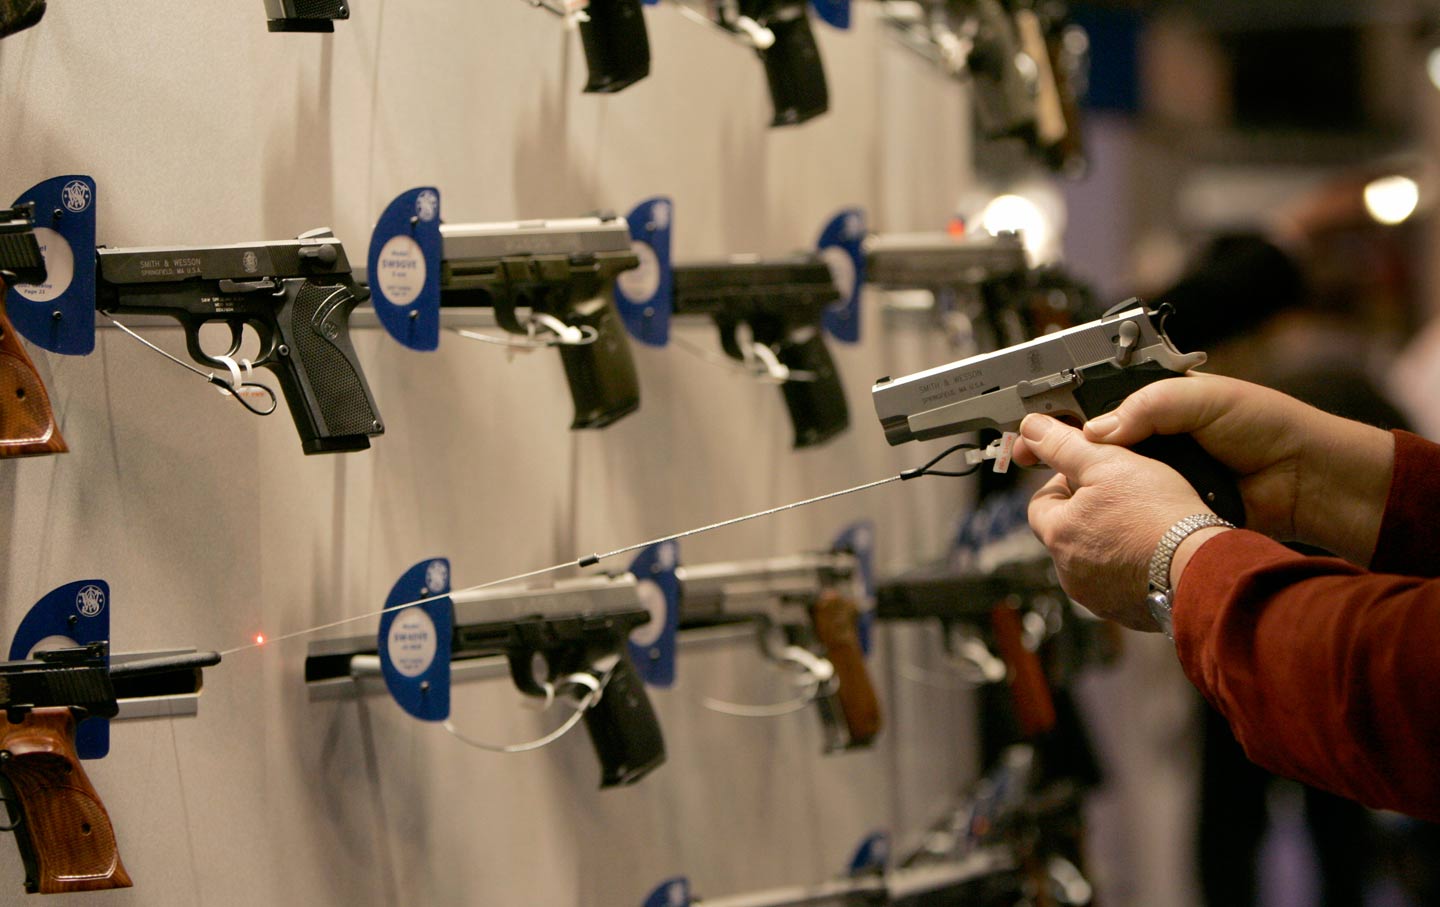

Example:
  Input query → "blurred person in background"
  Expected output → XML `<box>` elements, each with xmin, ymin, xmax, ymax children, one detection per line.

<box><xmin>1069</xmin><ymin>171</ymin><xmax>1436</xmax><ymax>906</ymax></box>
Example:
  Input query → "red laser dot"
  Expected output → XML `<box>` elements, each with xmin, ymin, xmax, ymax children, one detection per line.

<box><xmin>254</xmin><ymin>634</ymin><xmax>266</xmax><ymax>646</ymax></box>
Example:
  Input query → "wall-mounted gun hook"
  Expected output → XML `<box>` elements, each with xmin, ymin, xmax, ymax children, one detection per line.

<box><xmin>444</xmin><ymin>666</ymin><xmax>610</xmax><ymax>754</ymax></box>
<box><xmin>700</xmin><ymin>643</ymin><xmax>835</xmax><ymax>718</ymax></box>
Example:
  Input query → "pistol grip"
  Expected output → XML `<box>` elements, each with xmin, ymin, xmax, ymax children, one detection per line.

<box><xmin>265</xmin><ymin>0</ymin><xmax>347</xmax><ymax>32</ymax></box>
<box><xmin>0</xmin><ymin>301</ymin><xmax>67</xmax><ymax>458</ymax></box>
<box><xmin>1073</xmin><ymin>360</ymin><xmax>1247</xmax><ymax>526</ymax></box>
<box><xmin>758</xmin><ymin>13</ymin><xmax>829</xmax><ymax>126</ymax></box>
<box><xmin>272</xmin><ymin>281</ymin><xmax>384</xmax><ymax>454</ymax></box>
<box><xmin>811</xmin><ymin>591</ymin><xmax>881</xmax><ymax>747</ymax></box>
<box><xmin>577</xmin><ymin>0</ymin><xmax>650</xmax><ymax>93</ymax></box>
<box><xmin>0</xmin><ymin>0</ymin><xmax>46</xmax><ymax>39</ymax></box>
<box><xmin>989</xmin><ymin>606</ymin><xmax>1056</xmax><ymax>739</ymax></box>
<box><xmin>777</xmin><ymin>330</ymin><xmax>849</xmax><ymax>448</ymax></box>
<box><xmin>581</xmin><ymin>655</ymin><xmax>665</xmax><ymax>787</ymax></box>
<box><xmin>0</xmin><ymin>709</ymin><xmax>131</xmax><ymax>894</ymax></box>
<box><xmin>556</xmin><ymin>300</ymin><xmax>641</xmax><ymax>429</ymax></box>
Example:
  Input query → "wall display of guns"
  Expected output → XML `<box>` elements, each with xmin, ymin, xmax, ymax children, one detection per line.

<box><xmin>874</xmin><ymin>0</ymin><xmax>1087</xmax><ymax>173</ymax></box>
<box><xmin>0</xmin><ymin>644</ymin><xmax>220</xmax><ymax>895</ymax></box>
<box><xmin>899</xmin><ymin>744</ymin><xmax>1094</xmax><ymax>907</ymax></box>
<box><xmin>879</xmin><ymin>558</ymin><xmax>1113</xmax><ymax>907</ymax></box>
<box><xmin>304</xmin><ymin>573</ymin><xmax>666</xmax><ymax>788</ymax></box>
<box><xmin>0</xmin><ymin>204</ymin><xmax>66</xmax><ymax>458</ymax></box>
<box><xmin>519</xmin><ymin>0</ymin><xmax>652</xmax><ymax>93</ymax></box>
<box><xmin>675</xmin><ymin>553</ymin><xmax>881</xmax><ymax>752</ymax></box>
<box><xmin>671</xmin><ymin>256</ymin><xmax>849</xmax><ymax>448</ymax></box>
<box><xmin>872</xmin><ymin>301</ymin><xmax>1249</xmax><ymax>526</ymax></box>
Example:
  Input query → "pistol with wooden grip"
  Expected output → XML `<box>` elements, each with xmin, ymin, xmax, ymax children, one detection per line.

<box><xmin>0</xmin><ymin>204</ymin><xmax>67</xmax><ymax>458</ymax></box>
<box><xmin>877</xmin><ymin>561</ymin><xmax>1059</xmax><ymax>738</ymax></box>
<box><xmin>872</xmin><ymin>302</ymin><xmax>1247</xmax><ymax>526</ymax></box>
<box><xmin>809</xmin><ymin>589</ymin><xmax>881</xmax><ymax>747</ymax></box>
<box><xmin>676</xmin><ymin>553</ymin><xmax>881</xmax><ymax>751</ymax></box>
<box><xmin>0</xmin><ymin>645</ymin><xmax>220</xmax><ymax>895</ymax></box>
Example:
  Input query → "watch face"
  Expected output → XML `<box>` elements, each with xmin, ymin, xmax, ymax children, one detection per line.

<box><xmin>1145</xmin><ymin>590</ymin><xmax>1175</xmax><ymax>639</ymax></box>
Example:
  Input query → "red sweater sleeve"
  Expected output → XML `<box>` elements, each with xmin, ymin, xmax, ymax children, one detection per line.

<box><xmin>1173</xmin><ymin>430</ymin><xmax>1440</xmax><ymax>821</ymax></box>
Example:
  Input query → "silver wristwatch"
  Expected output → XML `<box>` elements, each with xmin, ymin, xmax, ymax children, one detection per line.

<box><xmin>1145</xmin><ymin>513</ymin><xmax>1236</xmax><ymax>639</ymax></box>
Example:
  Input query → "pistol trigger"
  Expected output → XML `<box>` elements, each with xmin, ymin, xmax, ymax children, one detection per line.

<box><xmin>218</xmin><ymin>278</ymin><xmax>278</xmax><ymax>294</ymax></box>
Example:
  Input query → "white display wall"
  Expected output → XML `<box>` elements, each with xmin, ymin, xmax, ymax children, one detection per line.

<box><xmin>0</xmin><ymin>2</ymin><xmax>987</xmax><ymax>904</ymax></box>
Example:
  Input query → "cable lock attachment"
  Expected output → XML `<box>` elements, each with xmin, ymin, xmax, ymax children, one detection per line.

<box><xmin>108</xmin><ymin>318</ymin><xmax>279</xmax><ymax>417</ymax></box>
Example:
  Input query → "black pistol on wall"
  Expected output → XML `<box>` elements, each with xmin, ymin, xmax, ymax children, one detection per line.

<box><xmin>305</xmin><ymin>574</ymin><xmax>666</xmax><ymax>788</ymax></box>
<box><xmin>437</xmin><ymin>214</ymin><xmax>643</xmax><ymax>429</ymax></box>
<box><xmin>0</xmin><ymin>0</ymin><xmax>44</xmax><ymax>38</ymax></box>
<box><xmin>866</xmin><ymin>230</ymin><xmax>1032</xmax><ymax>352</ymax></box>
<box><xmin>872</xmin><ymin>301</ymin><xmax>1247</xmax><ymax>525</ymax></box>
<box><xmin>578</xmin><ymin>0</ymin><xmax>652</xmax><ymax>92</ymax></box>
<box><xmin>679</xmin><ymin>0</ymin><xmax>829</xmax><ymax>125</ymax></box>
<box><xmin>263</xmin><ymin>0</ymin><xmax>349</xmax><ymax>32</ymax></box>
<box><xmin>96</xmin><ymin>229</ymin><xmax>385</xmax><ymax>454</ymax></box>
<box><xmin>672</xmin><ymin>255</ymin><xmax>849</xmax><ymax>448</ymax></box>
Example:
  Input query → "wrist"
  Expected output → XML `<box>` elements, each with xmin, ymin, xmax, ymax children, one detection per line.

<box><xmin>1146</xmin><ymin>514</ymin><xmax>1235</xmax><ymax>638</ymax></box>
<box><xmin>1298</xmin><ymin>422</ymin><xmax>1393</xmax><ymax>564</ymax></box>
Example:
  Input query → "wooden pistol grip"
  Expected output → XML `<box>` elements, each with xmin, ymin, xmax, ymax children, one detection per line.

<box><xmin>990</xmin><ymin>603</ymin><xmax>1057</xmax><ymax>738</ymax></box>
<box><xmin>811</xmin><ymin>591</ymin><xmax>882</xmax><ymax>746</ymax></box>
<box><xmin>0</xmin><ymin>286</ymin><xmax>67</xmax><ymax>458</ymax></box>
<box><xmin>0</xmin><ymin>708</ymin><xmax>131</xmax><ymax>893</ymax></box>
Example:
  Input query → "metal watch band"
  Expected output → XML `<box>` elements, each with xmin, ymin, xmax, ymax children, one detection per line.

<box><xmin>1145</xmin><ymin>513</ymin><xmax>1235</xmax><ymax>639</ymax></box>
<box><xmin>1147</xmin><ymin>513</ymin><xmax>1236</xmax><ymax>595</ymax></box>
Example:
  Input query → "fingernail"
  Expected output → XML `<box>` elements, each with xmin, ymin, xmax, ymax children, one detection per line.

<box><xmin>1020</xmin><ymin>414</ymin><xmax>1053</xmax><ymax>440</ymax></box>
<box><xmin>1086</xmin><ymin>414</ymin><xmax>1119</xmax><ymax>439</ymax></box>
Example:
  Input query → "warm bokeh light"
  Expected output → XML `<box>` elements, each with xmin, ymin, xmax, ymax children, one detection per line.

<box><xmin>1363</xmin><ymin>175</ymin><xmax>1420</xmax><ymax>225</ymax></box>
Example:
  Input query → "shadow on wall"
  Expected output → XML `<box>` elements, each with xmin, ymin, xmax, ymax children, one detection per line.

<box><xmin>719</xmin><ymin>117</ymin><xmax>769</xmax><ymax>253</ymax></box>
<box><xmin>513</xmin><ymin>29</ymin><xmax>601</xmax><ymax>216</ymax></box>
<box><xmin>261</xmin><ymin>39</ymin><xmax>336</xmax><ymax>238</ymax></box>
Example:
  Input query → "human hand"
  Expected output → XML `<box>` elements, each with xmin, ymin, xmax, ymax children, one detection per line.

<box><xmin>1030</xmin><ymin>373</ymin><xmax>1393</xmax><ymax>565</ymax></box>
<box><xmin>1014</xmin><ymin>413</ymin><xmax>1211</xmax><ymax>629</ymax></box>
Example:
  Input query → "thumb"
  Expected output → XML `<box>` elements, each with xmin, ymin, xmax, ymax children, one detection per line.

<box><xmin>1019</xmin><ymin>414</ymin><xmax>1119</xmax><ymax>484</ymax></box>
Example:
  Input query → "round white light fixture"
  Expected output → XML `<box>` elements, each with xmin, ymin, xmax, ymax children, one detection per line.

<box><xmin>1363</xmin><ymin>175</ymin><xmax>1420</xmax><ymax>225</ymax></box>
